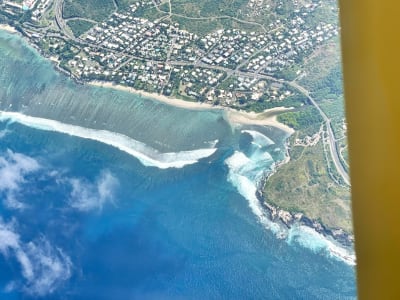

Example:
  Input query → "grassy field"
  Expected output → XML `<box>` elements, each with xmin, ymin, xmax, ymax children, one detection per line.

<box><xmin>67</xmin><ymin>20</ymin><xmax>95</xmax><ymax>37</ymax></box>
<box><xmin>299</xmin><ymin>41</ymin><xmax>341</xmax><ymax>89</ymax></box>
<box><xmin>171</xmin><ymin>16</ymin><xmax>223</xmax><ymax>37</ymax></box>
<box><xmin>63</xmin><ymin>0</ymin><xmax>115</xmax><ymax>22</ymax></box>
<box><xmin>169</xmin><ymin>0</ymin><xmax>268</xmax><ymax>36</ymax></box>
<box><xmin>135</xmin><ymin>6</ymin><xmax>168</xmax><ymax>22</ymax></box>
<box><xmin>299</xmin><ymin>40</ymin><xmax>348</xmax><ymax>142</ymax></box>
<box><xmin>171</xmin><ymin>15</ymin><xmax>256</xmax><ymax>38</ymax></box>
<box><xmin>264</xmin><ymin>129</ymin><xmax>353</xmax><ymax>233</ymax></box>
<box><xmin>115</xmin><ymin>0</ymin><xmax>136</xmax><ymax>10</ymax></box>
<box><xmin>170</xmin><ymin>0</ymin><xmax>248</xmax><ymax>18</ymax></box>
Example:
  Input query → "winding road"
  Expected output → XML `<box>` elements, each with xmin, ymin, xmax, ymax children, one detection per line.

<box><xmin>48</xmin><ymin>0</ymin><xmax>350</xmax><ymax>186</ymax></box>
<box><xmin>54</xmin><ymin>0</ymin><xmax>76</xmax><ymax>39</ymax></box>
<box><xmin>288</xmin><ymin>81</ymin><xmax>350</xmax><ymax>186</ymax></box>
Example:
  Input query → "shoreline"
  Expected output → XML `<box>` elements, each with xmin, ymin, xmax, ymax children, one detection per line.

<box><xmin>256</xmin><ymin>138</ymin><xmax>355</xmax><ymax>257</ymax></box>
<box><xmin>89</xmin><ymin>81</ymin><xmax>295</xmax><ymax>134</ymax></box>
<box><xmin>0</xmin><ymin>27</ymin><xmax>294</xmax><ymax>135</ymax></box>
<box><xmin>0</xmin><ymin>26</ymin><xmax>354</xmax><ymax>265</ymax></box>
<box><xmin>0</xmin><ymin>24</ymin><xmax>17</xmax><ymax>33</ymax></box>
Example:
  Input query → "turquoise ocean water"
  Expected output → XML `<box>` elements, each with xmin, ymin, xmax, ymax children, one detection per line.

<box><xmin>0</xmin><ymin>31</ymin><xmax>356</xmax><ymax>299</ymax></box>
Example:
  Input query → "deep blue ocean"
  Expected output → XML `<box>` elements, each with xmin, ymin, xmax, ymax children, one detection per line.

<box><xmin>0</xmin><ymin>30</ymin><xmax>356</xmax><ymax>299</ymax></box>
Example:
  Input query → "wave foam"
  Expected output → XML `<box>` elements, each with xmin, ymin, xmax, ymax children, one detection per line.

<box><xmin>287</xmin><ymin>225</ymin><xmax>356</xmax><ymax>266</ymax></box>
<box><xmin>0</xmin><ymin>111</ymin><xmax>217</xmax><ymax>169</ymax></box>
<box><xmin>226</xmin><ymin>151</ymin><xmax>285</xmax><ymax>236</ymax></box>
<box><xmin>241</xmin><ymin>130</ymin><xmax>275</xmax><ymax>148</ymax></box>
<box><xmin>225</xmin><ymin>130</ymin><xmax>356</xmax><ymax>266</ymax></box>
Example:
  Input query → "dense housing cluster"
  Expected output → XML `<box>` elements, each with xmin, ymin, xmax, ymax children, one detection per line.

<box><xmin>0</xmin><ymin>0</ymin><xmax>353</xmax><ymax>243</ymax></box>
<box><xmin>0</xmin><ymin>0</ymin><xmax>339</xmax><ymax>109</ymax></box>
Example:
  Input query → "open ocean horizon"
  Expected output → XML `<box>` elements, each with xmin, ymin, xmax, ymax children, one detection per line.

<box><xmin>0</xmin><ymin>30</ymin><xmax>356</xmax><ymax>299</ymax></box>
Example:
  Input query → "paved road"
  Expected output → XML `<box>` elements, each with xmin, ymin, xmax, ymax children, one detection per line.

<box><xmin>54</xmin><ymin>0</ymin><xmax>74</xmax><ymax>39</ymax></box>
<box><xmin>170</xmin><ymin>61</ymin><xmax>351</xmax><ymax>185</ymax></box>
<box><xmin>289</xmin><ymin>81</ymin><xmax>351</xmax><ymax>186</ymax></box>
<box><xmin>44</xmin><ymin>6</ymin><xmax>351</xmax><ymax>185</ymax></box>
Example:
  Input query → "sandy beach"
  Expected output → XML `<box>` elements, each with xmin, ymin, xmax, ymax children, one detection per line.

<box><xmin>89</xmin><ymin>80</ymin><xmax>295</xmax><ymax>134</ymax></box>
<box><xmin>0</xmin><ymin>25</ymin><xmax>295</xmax><ymax>134</ymax></box>
<box><xmin>89</xmin><ymin>81</ymin><xmax>216</xmax><ymax>110</ymax></box>
<box><xmin>0</xmin><ymin>24</ymin><xmax>17</xmax><ymax>33</ymax></box>
<box><xmin>225</xmin><ymin>107</ymin><xmax>295</xmax><ymax>134</ymax></box>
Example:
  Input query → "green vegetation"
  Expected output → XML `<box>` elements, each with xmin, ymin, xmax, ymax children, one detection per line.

<box><xmin>135</xmin><ymin>6</ymin><xmax>168</xmax><ymax>22</ymax></box>
<box><xmin>159</xmin><ymin>2</ymin><xmax>170</xmax><ymax>13</ymax></box>
<box><xmin>115</xmin><ymin>0</ymin><xmax>136</xmax><ymax>10</ymax></box>
<box><xmin>319</xmin><ymin>97</ymin><xmax>346</xmax><ymax>138</ymax></box>
<box><xmin>299</xmin><ymin>41</ymin><xmax>347</xmax><ymax>142</ymax></box>
<box><xmin>56</xmin><ymin>42</ymin><xmax>79</xmax><ymax>61</ymax></box>
<box><xmin>275</xmin><ymin>1</ymin><xmax>296</xmax><ymax>17</ymax></box>
<box><xmin>305</xmin><ymin>2</ymin><xmax>339</xmax><ymax>27</ymax></box>
<box><xmin>171</xmin><ymin>0</ymin><xmax>248</xmax><ymax>18</ymax></box>
<box><xmin>300</xmin><ymin>41</ymin><xmax>343</xmax><ymax>100</ymax></box>
<box><xmin>18</xmin><ymin>10</ymin><xmax>32</xmax><ymax>24</ymax></box>
<box><xmin>278</xmin><ymin>107</ymin><xmax>323</xmax><ymax>130</ymax></box>
<box><xmin>67</xmin><ymin>20</ymin><xmax>95</xmax><ymax>37</ymax></box>
<box><xmin>169</xmin><ymin>0</ymin><xmax>264</xmax><ymax>36</ymax></box>
<box><xmin>309</xmin><ymin>64</ymin><xmax>343</xmax><ymax>101</ymax></box>
<box><xmin>171</xmin><ymin>16</ymin><xmax>222</xmax><ymax>37</ymax></box>
<box><xmin>264</xmin><ymin>133</ymin><xmax>352</xmax><ymax>233</ymax></box>
<box><xmin>0</xmin><ymin>0</ymin><xmax>351</xmax><ymax>236</ymax></box>
<box><xmin>242</xmin><ymin>93</ymin><xmax>307</xmax><ymax>113</ymax></box>
<box><xmin>63</xmin><ymin>0</ymin><xmax>115</xmax><ymax>22</ymax></box>
<box><xmin>218</xmin><ymin>17</ymin><xmax>263</xmax><ymax>33</ymax></box>
<box><xmin>274</xmin><ymin>65</ymin><xmax>301</xmax><ymax>81</ymax></box>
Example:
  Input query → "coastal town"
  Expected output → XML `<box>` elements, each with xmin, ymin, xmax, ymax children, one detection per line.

<box><xmin>1</xmin><ymin>0</ymin><xmax>339</xmax><ymax>109</ymax></box>
<box><xmin>0</xmin><ymin>0</ymin><xmax>353</xmax><ymax>249</ymax></box>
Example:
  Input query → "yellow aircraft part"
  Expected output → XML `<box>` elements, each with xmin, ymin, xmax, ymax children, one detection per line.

<box><xmin>340</xmin><ymin>0</ymin><xmax>400</xmax><ymax>298</ymax></box>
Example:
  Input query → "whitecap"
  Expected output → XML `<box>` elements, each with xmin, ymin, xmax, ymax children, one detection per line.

<box><xmin>225</xmin><ymin>151</ymin><xmax>285</xmax><ymax>236</ymax></box>
<box><xmin>287</xmin><ymin>224</ymin><xmax>356</xmax><ymax>266</ymax></box>
<box><xmin>225</xmin><ymin>131</ymin><xmax>356</xmax><ymax>266</ymax></box>
<box><xmin>241</xmin><ymin>130</ymin><xmax>275</xmax><ymax>147</ymax></box>
<box><xmin>0</xmin><ymin>111</ymin><xmax>217</xmax><ymax>169</ymax></box>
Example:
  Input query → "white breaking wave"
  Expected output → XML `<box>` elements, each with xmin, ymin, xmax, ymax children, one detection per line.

<box><xmin>225</xmin><ymin>131</ymin><xmax>356</xmax><ymax>266</ymax></box>
<box><xmin>225</xmin><ymin>151</ymin><xmax>285</xmax><ymax>236</ymax></box>
<box><xmin>287</xmin><ymin>225</ymin><xmax>356</xmax><ymax>266</ymax></box>
<box><xmin>242</xmin><ymin>130</ymin><xmax>275</xmax><ymax>148</ymax></box>
<box><xmin>0</xmin><ymin>111</ymin><xmax>217</xmax><ymax>169</ymax></box>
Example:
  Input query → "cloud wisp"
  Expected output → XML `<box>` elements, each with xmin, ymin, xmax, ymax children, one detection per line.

<box><xmin>0</xmin><ymin>150</ymin><xmax>40</xmax><ymax>209</ymax></box>
<box><xmin>69</xmin><ymin>170</ymin><xmax>119</xmax><ymax>212</ymax></box>
<box><xmin>0</xmin><ymin>219</ymin><xmax>72</xmax><ymax>296</ymax></box>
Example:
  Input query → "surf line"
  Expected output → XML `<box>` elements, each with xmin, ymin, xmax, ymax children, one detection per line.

<box><xmin>225</xmin><ymin>131</ymin><xmax>356</xmax><ymax>266</ymax></box>
<box><xmin>0</xmin><ymin>111</ymin><xmax>217</xmax><ymax>169</ymax></box>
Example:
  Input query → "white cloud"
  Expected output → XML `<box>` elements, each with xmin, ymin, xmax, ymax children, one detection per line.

<box><xmin>0</xmin><ymin>219</ymin><xmax>72</xmax><ymax>296</ymax></box>
<box><xmin>0</xmin><ymin>150</ymin><xmax>40</xmax><ymax>209</ymax></box>
<box><xmin>0</xmin><ymin>220</ymin><xmax>20</xmax><ymax>253</ymax></box>
<box><xmin>69</xmin><ymin>170</ymin><xmax>119</xmax><ymax>211</ymax></box>
<box><xmin>23</xmin><ymin>239</ymin><xmax>72</xmax><ymax>296</ymax></box>
<box><xmin>4</xmin><ymin>281</ymin><xmax>17</xmax><ymax>293</ymax></box>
